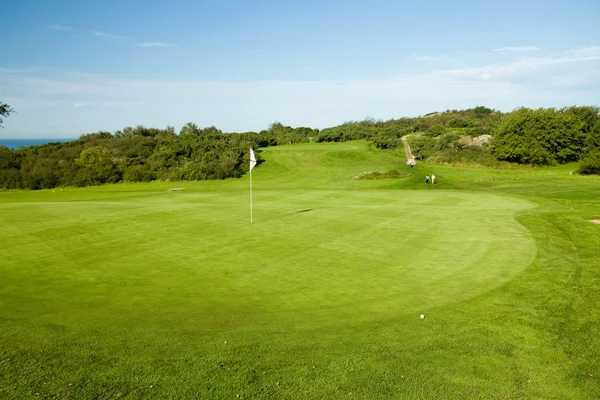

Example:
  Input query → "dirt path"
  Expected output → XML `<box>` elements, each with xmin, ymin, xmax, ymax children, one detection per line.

<box><xmin>402</xmin><ymin>135</ymin><xmax>416</xmax><ymax>166</ymax></box>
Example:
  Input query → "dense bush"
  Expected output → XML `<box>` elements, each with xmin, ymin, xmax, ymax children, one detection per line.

<box><xmin>428</xmin><ymin>148</ymin><xmax>509</xmax><ymax>167</ymax></box>
<box><xmin>424</xmin><ymin>124</ymin><xmax>447</xmax><ymax>137</ymax></box>
<box><xmin>491</xmin><ymin>107</ymin><xmax>598</xmax><ymax>166</ymax></box>
<box><xmin>316</xmin><ymin>124</ymin><xmax>373</xmax><ymax>143</ymax></box>
<box><xmin>578</xmin><ymin>119</ymin><xmax>600</xmax><ymax>174</ymax></box>
<box><xmin>448</xmin><ymin>118</ymin><xmax>473</xmax><ymax>128</ymax></box>
<box><xmin>578</xmin><ymin>150</ymin><xmax>600</xmax><ymax>175</ymax></box>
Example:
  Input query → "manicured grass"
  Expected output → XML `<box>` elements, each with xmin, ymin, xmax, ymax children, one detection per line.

<box><xmin>1</xmin><ymin>141</ymin><xmax>599</xmax><ymax>399</ymax></box>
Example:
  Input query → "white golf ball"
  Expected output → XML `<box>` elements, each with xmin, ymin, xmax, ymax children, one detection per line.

<box><xmin>420</xmin><ymin>314</ymin><xmax>425</xmax><ymax>319</ymax></box>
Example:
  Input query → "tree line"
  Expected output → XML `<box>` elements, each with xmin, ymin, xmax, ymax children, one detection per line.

<box><xmin>1</xmin><ymin>103</ymin><xmax>599</xmax><ymax>190</ymax></box>
<box><xmin>0</xmin><ymin>122</ymin><xmax>316</xmax><ymax>190</ymax></box>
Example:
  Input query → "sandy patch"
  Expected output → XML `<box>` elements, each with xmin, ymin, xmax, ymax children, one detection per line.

<box><xmin>590</xmin><ymin>219</ymin><xmax>600</xmax><ymax>224</ymax></box>
<box><xmin>167</xmin><ymin>188</ymin><xmax>185</xmax><ymax>192</ymax></box>
<box><xmin>402</xmin><ymin>135</ymin><xmax>416</xmax><ymax>165</ymax></box>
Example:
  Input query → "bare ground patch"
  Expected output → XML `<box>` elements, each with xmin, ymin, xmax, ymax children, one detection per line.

<box><xmin>590</xmin><ymin>219</ymin><xmax>600</xmax><ymax>224</ymax></box>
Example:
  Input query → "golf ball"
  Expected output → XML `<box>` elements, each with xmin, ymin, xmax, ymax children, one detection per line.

<box><xmin>420</xmin><ymin>314</ymin><xmax>425</xmax><ymax>319</ymax></box>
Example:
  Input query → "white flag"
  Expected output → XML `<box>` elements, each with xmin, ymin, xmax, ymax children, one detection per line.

<box><xmin>249</xmin><ymin>148</ymin><xmax>257</xmax><ymax>171</ymax></box>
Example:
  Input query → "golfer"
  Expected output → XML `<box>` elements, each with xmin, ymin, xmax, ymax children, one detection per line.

<box><xmin>432</xmin><ymin>174</ymin><xmax>436</xmax><ymax>184</ymax></box>
<box><xmin>425</xmin><ymin>175</ymin><xmax>430</xmax><ymax>184</ymax></box>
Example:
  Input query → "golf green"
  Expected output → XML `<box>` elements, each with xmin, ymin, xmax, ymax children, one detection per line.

<box><xmin>2</xmin><ymin>141</ymin><xmax>597</xmax><ymax>399</ymax></box>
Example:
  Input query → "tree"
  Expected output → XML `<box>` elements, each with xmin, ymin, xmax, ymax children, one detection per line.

<box><xmin>180</xmin><ymin>122</ymin><xmax>199</xmax><ymax>136</ymax></box>
<box><xmin>0</xmin><ymin>101</ymin><xmax>14</xmax><ymax>127</ymax></box>
<box><xmin>76</xmin><ymin>146</ymin><xmax>120</xmax><ymax>185</ymax></box>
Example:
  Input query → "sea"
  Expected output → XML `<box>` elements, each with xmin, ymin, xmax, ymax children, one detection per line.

<box><xmin>0</xmin><ymin>138</ymin><xmax>75</xmax><ymax>150</ymax></box>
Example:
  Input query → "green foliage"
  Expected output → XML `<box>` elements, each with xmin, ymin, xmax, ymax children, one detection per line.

<box><xmin>578</xmin><ymin>150</ymin><xmax>600</xmax><ymax>174</ymax></box>
<box><xmin>472</xmin><ymin>105</ymin><xmax>494</xmax><ymax>118</ymax></box>
<box><xmin>123</xmin><ymin>164</ymin><xmax>156</xmax><ymax>182</ymax></box>
<box><xmin>424</xmin><ymin>124</ymin><xmax>446</xmax><ymax>137</ymax></box>
<box><xmin>408</xmin><ymin>135</ymin><xmax>439</xmax><ymax>159</ymax></box>
<box><xmin>179</xmin><ymin>122</ymin><xmax>199</xmax><ymax>136</ymax></box>
<box><xmin>466</xmin><ymin>126</ymin><xmax>493</xmax><ymax>137</ymax></box>
<box><xmin>578</xmin><ymin>119</ymin><xmax>600</xmax><ymax>174</ymax></box>
<box><xmin>492</xmin><ymin>107</ymin><xmax>598</xmax><ymax>166</ymax></box>
<box><xmin>265</xmin><ymin>122</ymin><xmax>314</xmax><ymax>145</ymax></box>
<box><xmin>428</xmin><ymin>148</ymin><xmax>511</xmax><ymax>167</ymax></box>
<box><xmin>370</xmin><ymin>126</ymin><xmax>410</xmax><ymax>149</ymax></box>
<box><xmin>408</xmin><ymin>132</ymin><xmax>462</xmax><ymax>160</ymax></box>
<box><xmin>0</xmin><ymin>126</ymin><xmax>261</xmax><ymax>189</ymax></box>
<box><xmin>407</xmin><ymin>132</ymin><xmax>506</xmax><ymax>167</ymax></box>
<box><xmin>583</xmin><ymin>115</ymin><xmax>600</xmax><ymax>152</ymax></box>
<box><xmin>0</xmin><ymin>101</ymin><xmax>14</xmax><ymax>127</ymax></box>
<box><xmin>448</xmin><ymin>118</ymin><xmax>473</xmax><ymax>128</ymax></box>
<box><xmin>3</xmin><ymin>104</ymin><xmax>599</xmax><ymax>189</ymax></box>
<box><xmin>316</xmin><ymin>124</ymin><xmax>372</xmax><ymax>143</ymax></box>
<box><xmin>318</xmin><ymin>107</ymin><xmax>503</xmax><ymax>149</ymax></box>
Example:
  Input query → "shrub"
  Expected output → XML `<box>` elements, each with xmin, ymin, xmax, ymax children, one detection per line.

<box><xmin>424</xmin><ymin>125</ymin><xmax>446</xmax><ymax>137</ymax></box>
<box><xmin>578</xmin><ymin>150</ymin><xmax>600</xmax><ymax>175</ymax></box>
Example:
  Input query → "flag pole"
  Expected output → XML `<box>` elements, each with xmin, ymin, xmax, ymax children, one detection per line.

<box><xmin>249</xmin><ymin>147</ymin><xmax>256</xmax><ymax>224</ymax></box>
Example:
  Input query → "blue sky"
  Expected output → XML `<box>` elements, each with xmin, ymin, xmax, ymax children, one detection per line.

<box><xmin>1</xmin><ymin>0</ymin><xmax>599</xmax><ymax>138</ymax></box>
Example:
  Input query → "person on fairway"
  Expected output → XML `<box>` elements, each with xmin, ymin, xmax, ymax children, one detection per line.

<box><xmin>425</xmin><ymin>175</ymin><xmax>430</xmax><ymax>184</ymax></box>
<box><xmin>432</xmin><ymin>174</ymin><xmax>436</xmax><ymax>184</ymax></box>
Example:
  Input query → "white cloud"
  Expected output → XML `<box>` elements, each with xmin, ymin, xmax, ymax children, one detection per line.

<box><xmin>47</xmin><ymin>26</ymin><xmax>177</xmax><ymax>49</ymax></box>
<box><xmin>436</xmin><ymin>48</ymin><xmax>600</xmax><ymax>86</ymax></box>
<box><xmin>493</xmin><ymin>45</ymin><xmax>540</xmax><ymax>53</ymax></box>
<box><xmin>91</xmin><ymin>30</ymin><xmax>129</xmax><ymax>43</ymax></box>
<box><xmin>1</xmin><ymin>46</ymin><xmax>598</xmax><ymax>138</ymax></box>
<box><xmin>90</xmin><ymin>31</ymin><xmax>178</xmax><ymax>48</ymax></box>
<box><xmin>563</xmin><ymin>46</ymin><xmax>600</xmax><ymax>58</ymax></box>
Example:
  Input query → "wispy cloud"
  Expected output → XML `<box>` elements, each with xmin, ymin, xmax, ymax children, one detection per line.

<box><xmin>1</xmin><ymin>45</ymin><xmax>598</xmax><ymax>138</ymax></box>
<box><xmin>47</xmin><ymin>24</ymin><xmax>74</xmax><ymax>31</ymax></box>
<box><xmin>136</xmin><ymin>42</ymin><xmax>179</xmax><ymax>48</ymax></box>
<box><xmin>91</xmin><ymin>30</ymin><xmax>129</xmax><ymax>43</ymax></box>
<box><xmin>90</xmin><ymin>30</ymin><xmax>179</xmax><ymax>48</ymax></box>
<box><xmin>563</xmin><ymin>46</ymin><xmax>600</xmax><ymax>58</ymax></box>
<box><xmin>440</xmin><ymin>46</ymin><xmax>600</xmax><ymax>83</ymax></box>
<box><xmin>47</xmin><ymin>26</ymin><xmax>177</xmax><ymax>48</ymax></box>
<box><xmin>493</xmin><ymin>45</ymin><xmax>540</xmax><ymax>54</ymax></box>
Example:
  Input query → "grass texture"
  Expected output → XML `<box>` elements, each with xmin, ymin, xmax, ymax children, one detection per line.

<box><xmin>1</xmin><ymin>141</ymin><xmax>599</xmax><ymax>399</ymax></box>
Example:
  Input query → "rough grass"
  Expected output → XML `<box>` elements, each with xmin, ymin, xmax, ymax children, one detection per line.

<box><xmin>0</xmin><ymin>141</ymin><xmax>599</xmax><ymax>399</ymax></box>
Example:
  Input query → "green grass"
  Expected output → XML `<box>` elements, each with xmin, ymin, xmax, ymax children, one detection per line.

<box><xmin>1</xmin><ymin>141</ymin><xmax>599</xmax><ymax>399</ymax></box>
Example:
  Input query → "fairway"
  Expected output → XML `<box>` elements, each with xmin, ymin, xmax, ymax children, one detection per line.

<box><xmin>1</xmin><ymin>141</ymin><xmax>598</xmax><ymax>399</ymax></box>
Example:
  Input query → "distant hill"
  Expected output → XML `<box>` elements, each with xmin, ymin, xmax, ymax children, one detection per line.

<box><xmin>1</xmin><ymin>106</ymin><xmax>599</xmax><ymax>190</ymax></box>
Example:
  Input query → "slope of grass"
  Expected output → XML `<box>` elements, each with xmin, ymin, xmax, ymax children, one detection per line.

<box><xmin>1</xmin><ymin>141</ymin><xmax>598</xmax><ymax>399</ymax></box>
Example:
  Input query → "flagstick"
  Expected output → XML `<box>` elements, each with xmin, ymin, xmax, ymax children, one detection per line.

<box><xmin>249</xmin><ymin>147</ymin><xmax>256</xmax><ymax>224</ymax></box>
